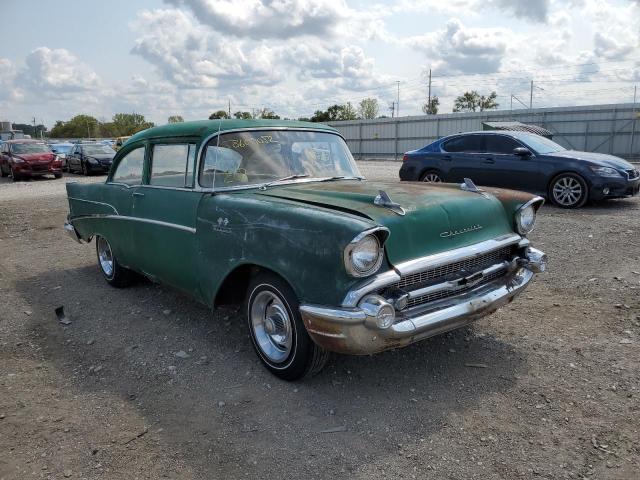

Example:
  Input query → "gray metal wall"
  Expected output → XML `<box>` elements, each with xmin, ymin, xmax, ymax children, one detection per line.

<box><xmin>329</xmin><ymin>103</ymin><xmax>640</xmax><ymax>161</ymax></box>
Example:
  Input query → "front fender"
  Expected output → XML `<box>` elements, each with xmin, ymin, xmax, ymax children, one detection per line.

<box><xmin>484</xmin><ymin>187</ymin><xmax>544</xmax><ymax>223</ymax></box>
<box><xmin>196</xmin><ymin>192</ymin><xmax>379</xmax><ymax>307</ymax></box>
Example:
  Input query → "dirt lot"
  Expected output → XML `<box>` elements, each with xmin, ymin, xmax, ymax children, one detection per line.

<box><xmin>1</xmin><ymin>164</ymin><xmax>639</xmax><ymax>480</ymax></box>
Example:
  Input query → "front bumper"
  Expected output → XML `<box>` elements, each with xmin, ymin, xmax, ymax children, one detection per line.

<box><xmin>300</xmin><ymin>242</ymin><xmax>545</xmax><ymax>355</ymax></box>
<box><xmin>589</xmin><ymin>176</ymin><xmax>640</xmax><ymax>200</ymax></box>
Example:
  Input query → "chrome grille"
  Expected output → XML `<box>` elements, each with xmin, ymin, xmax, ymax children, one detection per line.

<box><xmin>397</xmin><ymin>246</ymin><xmax>512</xmax><ymax>290</ymax></box>
<box><xmin>405</xmin><ymin>268</ymin><xmax>505</xmax><ymax>309</ymax></box>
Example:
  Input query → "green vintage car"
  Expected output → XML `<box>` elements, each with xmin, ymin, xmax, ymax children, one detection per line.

<box><xmin>64</xmin><ymin>119</ymin><xmax>547</xmax><ymax>380</ymax></box>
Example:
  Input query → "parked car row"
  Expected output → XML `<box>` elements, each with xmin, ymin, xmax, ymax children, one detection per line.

<box><xmin>399</xmin><ymin>131</ymin><xmax>639</xmax><ymax>208</ymax></box>
<box><xmin>0</xmin><ymin>139</ymin><xmax>116</xmax><ymax>181</ymax></box>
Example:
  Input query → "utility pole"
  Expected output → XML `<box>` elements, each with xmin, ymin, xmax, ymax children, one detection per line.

<box><xmin>530</xmin><ymin>80</ymin><xmax>534</xmax><ymax>109</ymax></box>
<box><xmin>32</xmin><ymin>117</ymin><xmax>37</xmax><ymax>139</ymax></box>
<box><xmin>396</xmin><ymin>81</ymin><xmax>400</xmax><ymax>117</ymax></box>
<box><xmin>228</xmin><ymin>99</ymin><xmax>231</xmax><ymax>118</ymax></box>
<box><xmin>427</xmin><ymin>69</ymin><xmax>432</xmax><ymax>114</ymax></box>
<box><xmin>389</xmin><ymin>101</ymin><xmax>395</xmax><ymax>118</ymax></box>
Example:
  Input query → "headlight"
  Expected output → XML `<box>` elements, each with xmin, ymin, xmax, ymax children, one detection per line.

<box><xmin>515</xmin><ymin>204</ymin><xmax>537</xmax><ymax>235</ymax></box>
<box><xmin>589</xmin><ymin>166</ymin><xmax>622</xmax><ymax>178</ymax></box>
<box><xmin>87</xmin><ymin>157</ymin><xmax>98</xmax><ymax>164</ymax></box>
<box><xmin>344</xmin><ymin>233</ymin><xmax>383</xmax><ymax>277</ymax></box>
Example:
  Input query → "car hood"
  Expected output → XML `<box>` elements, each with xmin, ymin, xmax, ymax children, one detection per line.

<box><xmin>86</xmin><ymin>154</ymin><xmax>114</xmax><ymax>161</ymax></box>
<box><xmin>257</xmin><ymin>180</ymin><xmax>515</xmax><ymax>265</ymax></box>
<box><xmin>548</xmin><ymin>150</ymin><xmax>635</xmax><ymax>170</ymax></box>
<box><xmin>17</xmin><ymin>152</ymin><xmax>56</xmax><ymax>163</ymax></box>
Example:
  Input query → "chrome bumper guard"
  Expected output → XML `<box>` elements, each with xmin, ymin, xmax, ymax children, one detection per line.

<box><xmin>64</xmin><ymin>221</ymin><xmax>84</xmax><ymax>244</ymax></box>
<box><xmin>300</xmin><ymin>241</ymin><xmax>546</xmax><ymax>355</ymax></box>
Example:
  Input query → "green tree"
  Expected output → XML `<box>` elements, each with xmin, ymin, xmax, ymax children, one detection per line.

<box><xmin>112</xmin><ymin>113</ymin><xmax>154</xmax><ymax>135</ymax></box>
<box><xmin>209</xmin><ymin>110</ymin><xmax>229</xmax><ymax>119</ymax></box>
<box><xmin>50</xmin><ymin>115</ymin><xmax>99</xmax><ymax>138</ymax></box>
<box><xmin>422</xmin><ymin>96</ymin><xmax>440</xmax><ymax>115</ymax></box>
<box><xmin>233</xmin><ymin>111</ymin><xmax>253</xmax><ymax>119</ymax></box>
<box><xmin>453</xmin><ymin>91</ymin><xmax>499</xmax><ymax>112</ymax></box>
<box><xmin>310</xmin><ymin>104</ymin><xmax>359</xmax><ymax>122</ymax></box>
<box><xmin>168</xmin><ymin>115</ymin><xmax>184</xmax><ymax>123</ymax></box>
<box><xmin>257</xmin><ymin>108</ymin><xmax>280</xmax><ymax>119</ymax></box>
<box><xmin>358</xmin><ymin>98</ymin><xmax>379</xmax><ymax>119</ymax></box>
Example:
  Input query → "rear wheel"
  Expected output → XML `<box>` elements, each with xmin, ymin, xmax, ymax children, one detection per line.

<box><xmin>549</xmin><ymin>173</ymin><xmax>588</xmax><ymax>208</ymax></box>
<box><xmin>420</xmin><ymin>170</ymin><xmax>442</xmax><ymax>183</ymax></box>
<box><xmin>245</xmin><ymin>272</ymin><xmax>329</xmax><ymax>381</ymax></box>
<box><xmin>96</xmin><ymin>236</ymin><xmax>135</xmax><ymax>287</ymax></box>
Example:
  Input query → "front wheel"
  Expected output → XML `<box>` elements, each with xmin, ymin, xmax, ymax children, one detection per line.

<box><xmin>96</xmin><ymin>235</ymin><xmax>135</xmax><ymax>287</ymax></box>
<box><xmin>549</xmin><ymin>173</ymin><xmax>588</xmax><ymax>208</ymax></box>
<box><xmin>245</xmin><ymin>272</ymin><xmax>329</xmax><ymax>381</ymax></box>
<box><xmin>0</xmin><ymin>165</ymin><xmax>7</xmax><ymax>177</ymax></box>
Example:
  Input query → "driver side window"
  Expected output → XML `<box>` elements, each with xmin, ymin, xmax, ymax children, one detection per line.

<box><xmin>112</xmin><ymin>147</ymin><xmax>145</xmax><ymax>185</ymax></box>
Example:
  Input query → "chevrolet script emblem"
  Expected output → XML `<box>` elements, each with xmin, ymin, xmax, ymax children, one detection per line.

<box><xmin>440</xmin><ymin>224</ymin><xmax>483</xmax><ymax>238</ymax></box>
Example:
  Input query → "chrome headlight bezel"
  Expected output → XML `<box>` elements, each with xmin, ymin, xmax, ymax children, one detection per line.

<box><xmin>344</xmin><ymin>228</ymin><xmax>388</xmax><ymax>277</ymax></box>
<box><xmin>515</xmin><ymin>197</ymin><xmax>543</xmax><ymax>235</ymax></box>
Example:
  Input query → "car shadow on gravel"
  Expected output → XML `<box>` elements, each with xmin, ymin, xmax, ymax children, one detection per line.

<box><xmin>15</xmin><ymin>265</ymin><xmax>527</xmax><ymax>478</ymax></box>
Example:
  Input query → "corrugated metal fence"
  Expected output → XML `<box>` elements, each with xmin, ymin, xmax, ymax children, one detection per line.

<box><xmin>329</xmin><ymin>103</ymin><xmax>640</xmax><ymax>161</ymax></box>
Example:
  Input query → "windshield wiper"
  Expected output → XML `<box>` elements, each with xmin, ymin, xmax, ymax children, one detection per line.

<box><xmin>259</xmin><ymin>174</ymin><xmax>309</xmax><ymax>190</ymax></box>
<box><xmin>318</xmin><ymin>176</ymin><xmax>364</xmax><ymax>182</ymax></box>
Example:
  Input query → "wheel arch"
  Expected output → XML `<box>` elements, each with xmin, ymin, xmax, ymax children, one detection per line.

<box><xmin>419</xmin><ymin>166</ymin><xmax>444</xmax><ymax>181</ymax></box>
<box><xmin>213</xmin><ymin>263</ymin><xmax>295</xmax><ymax>308</ymax></box>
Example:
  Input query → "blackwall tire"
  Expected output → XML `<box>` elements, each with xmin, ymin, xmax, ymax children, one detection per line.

<box><xmin>245</xmin><ymin>272</ymin><xmax>329</xmax><ymax>381</ymax></box>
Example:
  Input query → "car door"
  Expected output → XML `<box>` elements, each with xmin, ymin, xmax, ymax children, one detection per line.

<box><xmin>129</xmin><ymin>140</ymin><xmax>203</xmax><ymax>294</ymax></box>
<box><xmin>442</xmin><ymin>134</ymin><xmax>492</xmax><ymax>184</ymax></box>
<box><xmin>484</xmin><ymin>134</ymin><xmax>541</xmax><ymax>192</ymax></box>
<box><xmin>69</xmin><ymin>146</ymin><xmax>80</xmax><ymax>171</ymax></box>
<box><xmin>102</xmin><ymin>144</ymin><xmax>147</xmax><ymax>268</ymax></box>
<box><xmin>0</xmin><ymin>143</ymin><xmax>7</xmax><ymax>174</ymax></box>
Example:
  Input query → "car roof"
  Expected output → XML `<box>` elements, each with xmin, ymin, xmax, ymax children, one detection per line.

<box><xmin>5</xmin><ymin>139</ymin><xmax>46</xmax><ymax>144</ymax></box>
<box><xmin>127</xmin><ymin>119</ymin><xmax>338</xmax><ymax>144</ymax></box>
<box><xmin>441</xmin><ymin>131</ymin><xmax>537</xmax><ymax>140</ymax></box>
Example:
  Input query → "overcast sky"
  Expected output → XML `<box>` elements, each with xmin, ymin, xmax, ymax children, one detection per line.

<box><xmin>2</xmin><ymin>0</ymin><xmax>639</xmax><ymax>127</ymax></box>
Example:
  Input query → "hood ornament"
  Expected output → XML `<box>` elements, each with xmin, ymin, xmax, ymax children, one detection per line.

<box><xmin>460</xmin><ymin>178</ymin><xmax>489</xmax><ymax>198</ymax></box>
<box><xmin>374</xmin><ymin>190</ymin><xmax>406</xmax><ymax>216</ymax></box>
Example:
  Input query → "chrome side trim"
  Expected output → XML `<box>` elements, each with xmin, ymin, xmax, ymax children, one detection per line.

<box><xmin>63</xmin><ymin>221</ymin><xmax>84</xmax><ymax>244</ymax></box>
<box><xmin>394</xmin><ymin>234</ymin><xmax>521</xmax><ymax>277</ymax></box>
<box><xmin>69</xmin><ymin>214</ymin><xmax>196</xmax><ymax>234</ymax></box>
<box><xmin>67</xmin><ymin>197</ymin><xmax>119</xmax><ymax>215</ymax></box>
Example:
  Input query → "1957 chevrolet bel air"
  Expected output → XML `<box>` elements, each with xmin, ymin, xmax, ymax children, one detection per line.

<box><xmin>64</xmin><ymin>119</ymin><xmax>547</xmax><ymax>380</ymax></box>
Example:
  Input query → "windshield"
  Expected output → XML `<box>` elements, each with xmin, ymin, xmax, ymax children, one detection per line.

<box><xmin>83</xmin><ymin>145</ymin><xmax>115</xmax><ymax>155</ymax></box>
<box><xmin>12</xmin><ymin>143</ymin><xmax>51</xmax><ymax>154</ymax></box>
<box><xmin>199</xmin><ymin>130</ymin><xmax>361</xmax><ymax>189</ymax></box>
<box><xmin>518</xmin><ymin>134</ymin><xmax>566</xmax><ymax>154</ymax></box>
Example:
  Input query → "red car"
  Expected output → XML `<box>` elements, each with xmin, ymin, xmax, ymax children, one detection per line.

<box><xmin>0</xmin><ymin>140</ymin><xmax>63</xmax><ymax>181</ymax></box>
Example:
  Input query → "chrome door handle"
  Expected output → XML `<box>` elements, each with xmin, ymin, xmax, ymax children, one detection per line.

<box><xmin>133</xmin><ymin>192</ymin><xmax>145</xmax><ymax>197</ymax></box>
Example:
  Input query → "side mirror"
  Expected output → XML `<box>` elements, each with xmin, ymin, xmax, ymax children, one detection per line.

<box><xmin>513</xmin><ymin>147</ymin><xmax>531</xmax><ymax>157</ymax></box>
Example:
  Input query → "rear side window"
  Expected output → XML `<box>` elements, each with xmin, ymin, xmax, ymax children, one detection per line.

<box><xmin>112</xmin><ymin>147</ymin><xmax>145</xmax><ymax>185</ymax></box>
<box><xmin>149</xmin><ymin>144</ymin><xmax>196</xmax><ymax>188</ymax></box>
<box><xmin>485</xmin><ymin>135</ymin><xmax>521</xmax><ymax>154</ymax></box>
<box><xmin>443</xmin><ymin>135</ymin><xmax>485</xmax><ymax>153</ymax></box>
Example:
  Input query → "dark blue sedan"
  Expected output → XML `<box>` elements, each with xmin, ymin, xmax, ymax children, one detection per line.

<box><xmin>399</xmin><ymin>131</ymin><xmax>640</xmax><ymax>208</ymax></box>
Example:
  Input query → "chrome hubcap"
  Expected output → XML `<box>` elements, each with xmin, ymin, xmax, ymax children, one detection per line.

<box><xmin>97</xmin><ymin>237</ymin><xmax>114</xmax><ymax>277</ymax></box>
<box><xmin>553</xmin><ymin>177</ymin><xmax>582</xmax><ymax>206</ymax></box>
<box><xmin>423</xmin><ymin>173</ymin><xmax>441</xmax><ymax>183</ymax></box>
<box><xmin>250</xmin><ymin>290</ymin><xmax>293</xmax><ymax>363</ymax></box>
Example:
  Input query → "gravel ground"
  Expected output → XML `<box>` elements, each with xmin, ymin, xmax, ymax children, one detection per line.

<box><xmin>1</xmin><ymin>165</ymin><xmax>639</xmax><ymax>479</ymax></box>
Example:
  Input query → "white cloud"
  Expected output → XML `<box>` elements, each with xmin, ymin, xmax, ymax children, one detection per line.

<box><xmin>405</xmin><ymin>19</ymin><xmax>511</xmax><ymax>74</ymax></box>
<box><xmin>486</xmin><ymin>0</ymin><xmax>550</xmax><ymax>22</ymax></box>
<box><xmin>18</xmin><ymin>47</ymin><xmax>100</xmax><ymax>94</ymax></box>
